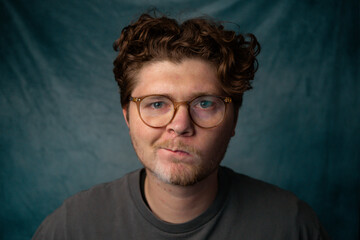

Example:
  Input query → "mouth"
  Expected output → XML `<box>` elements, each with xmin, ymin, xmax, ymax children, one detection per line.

<box><xmin>164</xmin><ymin>148</ymin><xmax>191</xmax><ymax>156</ymax></box>
<box><xmin>153</xmin><ymin>140</ymin><xmax>199</xmax><ymax>160</ymax></box>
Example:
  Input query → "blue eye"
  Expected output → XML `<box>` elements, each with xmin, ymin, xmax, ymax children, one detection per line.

<box><xmin>199</xmin><ymin>100</ymin><xmax>213</xmax><ymax>108</ymax></box>
<box><xmin>152</xmin><ymin>102</ymin><xmax>164</xmax><ymax>109</ymax></box>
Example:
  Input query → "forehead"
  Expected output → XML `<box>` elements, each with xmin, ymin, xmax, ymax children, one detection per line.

<box><xmin>131</xmin><ymin>59</ymin><xmax>224</xmax><ymax>100</ymax></box>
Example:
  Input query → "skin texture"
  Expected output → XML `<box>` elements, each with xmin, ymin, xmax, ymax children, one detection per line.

<box><xmin>123</xmin><ymin>58</ymin><xmax>237</xmax><ymax>223</ymax></box>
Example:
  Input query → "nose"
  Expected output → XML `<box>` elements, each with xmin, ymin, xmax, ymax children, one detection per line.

<box><xmin>166</xmin><ymin>104</ymin><xmax>195</xmax><ymax>136</ymax></box>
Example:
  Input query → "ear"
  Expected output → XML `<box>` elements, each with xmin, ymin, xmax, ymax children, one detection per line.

<box><xmin>122</xmin><ymin>105</ymin><xmax>130</xmax><ymax>128</ymax></box>
<box><xmin>231</xmin><ymin>124</ymin><xmax>236</xmax><ymax>137</ymax></box>
<box><xmin>231</xmin><ymin>107</ymin><xmax>239</xmax><ymax>137</ymax></box>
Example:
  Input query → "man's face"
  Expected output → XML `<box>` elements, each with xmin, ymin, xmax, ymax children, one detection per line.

<box><xmin>123</xmin><ymin>58</ymin><xmax>237</xmax><ymax>186</ymax></box>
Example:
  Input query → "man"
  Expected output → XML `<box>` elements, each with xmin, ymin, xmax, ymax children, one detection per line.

<box><xmin>33</xmin><ymin>12</ymin><xmax>329</xmax><ymax>239</ymax></box>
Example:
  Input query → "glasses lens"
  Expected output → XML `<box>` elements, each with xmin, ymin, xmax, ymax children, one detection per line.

<box><xmin>190</xmin><ymin>96</ymin><xmax>226</xmax><ymax>128</ymax></box>
<box><xmin>139</xmin><ymin>96</ymin><xmax>174</xmax><ymax>127</ymax></box>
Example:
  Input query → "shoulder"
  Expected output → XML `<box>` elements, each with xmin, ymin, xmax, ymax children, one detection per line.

<box><xmin>220</xmin><ymin>166</ymin><xmax>330</xmax><ymax>239</ymax></box>
<box><xmin>222</xmin><ymin>166</ymin><xmax>301</xmax><ymax>206</ymax></box>
<box><xmin>32</xmin><ymin>169</ymin><xmax>141</xmax><ymax>239</ymax></box>
<box><xmin>62</xmin><ymin>169</ymin><xmax>139</xmax><ymax>210</ymax></box>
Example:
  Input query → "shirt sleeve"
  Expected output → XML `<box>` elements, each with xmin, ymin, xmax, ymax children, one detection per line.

<box><xmin>296</xmin><ymin>200</ymin><xmax>331</xmax><ymax>240</ymax></box>
<box><xmin>32</xmin><ymin>203</ymin><xmax>68</xmax><ymax>240</ymax></box>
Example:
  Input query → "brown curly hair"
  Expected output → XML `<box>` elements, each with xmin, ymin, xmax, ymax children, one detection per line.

<box><xmin>113</xmin><ymin>12</ymin><xmax>260</xmax><ymax>108</ymax></box>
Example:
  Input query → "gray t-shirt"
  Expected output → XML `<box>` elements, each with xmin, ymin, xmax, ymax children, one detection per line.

<box><xmin>32</xmin><ymin>167</ymin><xmax>330</xmax><ymax>239</ymax></box>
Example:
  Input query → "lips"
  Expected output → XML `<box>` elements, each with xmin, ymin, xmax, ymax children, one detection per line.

<box><xmin>153</xmin><ymin>140</ymin><xmax>200</xmax><ymax>159</ymax></box>
<box><xmin>155</xmin><ymin>148</ymin><xmax>195</xmax><ymax>164</ymax></box>
<box><xmin>164</xmin><ymin>148</ymin><xmax>190</xmax><ymax>156</ymax></box>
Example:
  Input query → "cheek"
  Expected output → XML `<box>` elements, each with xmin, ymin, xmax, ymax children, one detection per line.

<box><xmin>198</xmin><ymin>125</ymin><xmax>234</xmax><ymax>155</ymax></box>
<box><xmin>129</xmin><ymin>115</ymin><xmax>162</xmax><ymax>148</ymax></box>
<box><xmin>194</xmin><ymin>131</ymin><xmax>220</xmax><ymax>153</ymax></box>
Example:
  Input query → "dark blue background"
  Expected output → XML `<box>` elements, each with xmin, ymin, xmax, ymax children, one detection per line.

<box><xmin>1</xmin><ymin>0</ymin><xmax>359</xmax><ymax>239</ymax></box>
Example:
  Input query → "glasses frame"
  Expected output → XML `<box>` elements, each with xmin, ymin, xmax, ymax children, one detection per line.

<box><xmin>129</xmin><ymin>94</ymin><xmax>232</xmax><ymax>129</ymax></box>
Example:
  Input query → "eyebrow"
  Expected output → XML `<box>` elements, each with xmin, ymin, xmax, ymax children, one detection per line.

<box><xmin>150</xmin><ymin>92</ymin><xmax>224</xmax><ymax>101</ymax></box>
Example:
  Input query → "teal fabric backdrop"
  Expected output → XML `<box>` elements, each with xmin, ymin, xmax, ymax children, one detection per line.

<box><xmin>1</xmin><ymin>0</ymin><xmax>359</xmax><ymax>239</ymax></box>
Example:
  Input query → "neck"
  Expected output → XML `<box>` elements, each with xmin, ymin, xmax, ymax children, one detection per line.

<box><xmin>144</xmin><ymin>169</ymin><xmax>219</xmax><ymax>224</ymax></box>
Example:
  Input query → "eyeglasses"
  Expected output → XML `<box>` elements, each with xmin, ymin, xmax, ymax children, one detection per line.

<box><xmin>129</xmin><ymin>95</ymin><xmax>232</xmax><ymax>128</ymax></box>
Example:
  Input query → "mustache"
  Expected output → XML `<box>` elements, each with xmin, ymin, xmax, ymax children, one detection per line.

<box><xmin>153</xmin><ymin>140</ymin><xmax>200</xmax><ymax>156</ymax></box>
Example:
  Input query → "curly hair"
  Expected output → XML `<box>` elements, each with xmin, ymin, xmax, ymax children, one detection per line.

<box><xmin>113</xmin><ymin>12</ymin><xmax>260</xmax><ymax>108</ymax></box>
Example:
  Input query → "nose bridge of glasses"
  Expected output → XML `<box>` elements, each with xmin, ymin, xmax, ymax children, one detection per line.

<box><xmin>173</xmin><ymin>100</ymin><xmax>190</xmax><ymax>110</ymax></box>
<box><xmin>171</xmin><ymin>101</ymin><xmax>192</xmax><ymax>122</ymax></box>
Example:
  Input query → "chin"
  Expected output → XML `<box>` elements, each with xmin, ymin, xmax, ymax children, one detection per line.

<box><xmin>150</xmin><ymin>159</ymin><xmax>216</xmax><ymax>186</ymax></box>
